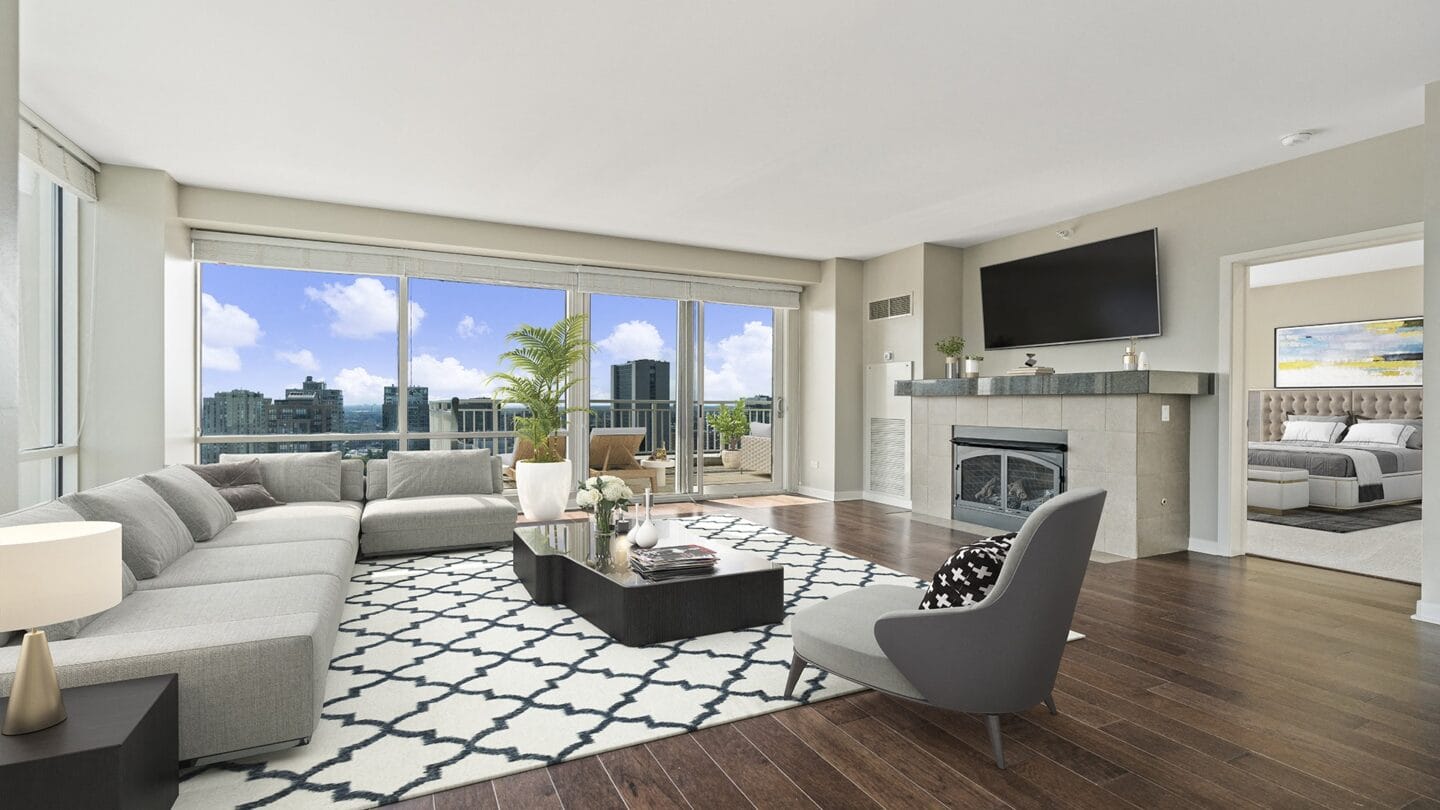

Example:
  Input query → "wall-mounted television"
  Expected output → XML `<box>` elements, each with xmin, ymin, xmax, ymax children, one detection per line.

<box><xmin>980</xmin><ymin>229</ymin><xmax>1161</xmax><ymax>350</ymax></box>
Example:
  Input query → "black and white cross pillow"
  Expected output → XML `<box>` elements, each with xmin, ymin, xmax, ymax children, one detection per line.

<box><xmin>918</xmin><ymin>533</ymin><xmax>1016</xmax><ymax>610</ymax></box>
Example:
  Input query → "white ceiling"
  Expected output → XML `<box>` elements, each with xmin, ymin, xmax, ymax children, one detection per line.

<box><xmin>20</xmin><ymin>2</ymin><xmax>1440</xmax><ymax>260</ymax></box>
<box><xmin>1249</xmin><ymin>240</ymin><xmax>1425</xmax><ymax>287</ymax></box>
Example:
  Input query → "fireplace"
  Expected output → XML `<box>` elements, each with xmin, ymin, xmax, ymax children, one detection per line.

<box><xmin>952</xmin><ymin>426</ymin><xmax>1068</xmax><ymax>531</ymax></box>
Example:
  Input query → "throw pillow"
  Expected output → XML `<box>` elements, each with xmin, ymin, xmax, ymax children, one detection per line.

<box><xmin>186</xmin><ymin>459</ymin><xmax>282</xmax><ymax>511</ymax></box>
<box><xmin>61</xmin><ymin>479</ymin><xmax>194</xmax><ymax>580</ymax></box>
<box><xmin>386</xmin><ymin>449</ymin><xmax>493</xmax><ymax>499</ymax></box>
<box><xmin>919</xmin><ymin>533</ymin><xmax>1016</xmax><ymax>610</ymax></box>
<box><xmin>217</xmin><ymin>451</ymin><xmax>343</xmax><ymax>503</ymax></box>
<box><xmin>140</xmin><ymin>465</ymin><xmax>237</xmax><ymax>541</ymax></box>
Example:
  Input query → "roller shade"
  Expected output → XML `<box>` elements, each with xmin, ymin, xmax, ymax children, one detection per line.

<box><xmin>18</xmin><ymin>112</ymin><xmax>97</xmax><ymax>200</ymax></box>
<box><xmin>193</xmin><ymin>232</ymin><xmax>801</xmax><ymax>308</ymax></box>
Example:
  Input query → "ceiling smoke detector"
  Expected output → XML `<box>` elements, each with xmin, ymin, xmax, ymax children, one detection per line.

<box><xmin>1279</xmin><ymin>130</ymin><xmax>1315</xmax><ymax>147</ymax></box>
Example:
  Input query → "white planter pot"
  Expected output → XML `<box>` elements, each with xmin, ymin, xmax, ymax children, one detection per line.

<box><xmin>515</xmin><ymin>460</ymin><xmax>572</xmax><ymax>521</ymax></box>
<box><xmin>720</xmin><ymin>449</ymin><xmax>741</xmax><ymax>470</ymax></box>
<box><xmin>964</xmin><ymin>358</ymin><xmax>981</xmax><ymax>375</ymax></box>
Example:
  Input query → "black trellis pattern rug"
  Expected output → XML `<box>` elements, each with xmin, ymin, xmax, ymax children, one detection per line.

<box><xmin>178</xmin><ymin>516</ymin><xmax>922</xmax><ymax>809</ymax></box>
<box><xmin>1247</xmin><ymin>503</ymin><xmax>1422</xmax><ymax>533</ymax></box>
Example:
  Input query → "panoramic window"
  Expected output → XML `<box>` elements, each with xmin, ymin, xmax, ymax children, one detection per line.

<box><xmin>16</xmin><ymin>164</ymin><xmax>78</xmax><ymax>506</ymax></box>
<box><xmin>406</xmin><ymin>278</ymin><xmax>566</xmax><ymax>453</ymax></box>
<box><xmin>198</xmin><ymin>263</ymin><xmax>402</xmax><ymax>462</ymax></box>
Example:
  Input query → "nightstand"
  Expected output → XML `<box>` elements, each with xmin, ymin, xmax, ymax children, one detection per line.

<box><xmin>0</xmin><ymin>674</ymin><xmax>178</xmax><ymax>809</ymax></box>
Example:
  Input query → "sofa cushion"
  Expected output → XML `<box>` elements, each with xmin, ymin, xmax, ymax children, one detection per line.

<box><xmin>918</xmin><ymin>534</ymin><xmax>1014</xmax><ymax>609</ymax></box>
<box><xmin>0</xmin><ymin>499</ymin><xmax>85</xmax><ymax>529</ymax></box>
<box><xmin>366</xmin><ymin>460</ymin><xmax>388</xmax><ymax>500</ymax></box>
<box><xmin>385</xmin><ymin>449</ymin><xmax>493</xmax><ymax>499</ymax></box>
<box><xmin>341</xmin><ymin>458</ymin><xmax>365</xmax><ymax>501</ymax></box>
<box><xmin>186</xmin><ymin>459</ymin><xmax>282</xmax><ymax>512</ymax></box>
<box><xmin>218</xmin><ymin>451</ymin><xmax>343</xmax><ymax>503</ymax></box>
<box><xmin>81</xmin><ymin>575</ymin><xmax>344</xmax><ymax>638</ymax></box>
<box><xmin>361</xmin><ymin>493</ymin><xmax>517</xmax><ymax>534</ymax></box>
<box><xmin>135</xmin><ymin>539</ymin><xmax>356</xmax><ymax>590</ymax></box>
<box><xmin>63</xmin><ymin>479</ymin><xmax>194</xmax><ymax>580</ymax></box>
<box><xmin>140</xmin><ymin>465</ymin><xmax>237</xmax><ymax>541</ymax></box>
<box><xmin>206</xmin><ymin>501</ymin><xmax>363</xmax><ymax>548</ymax></box>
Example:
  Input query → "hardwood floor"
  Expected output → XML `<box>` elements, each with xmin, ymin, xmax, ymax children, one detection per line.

<box><xmin>400</xmin><ymin>499</ymin><xmax>1440</xmax><ymax>809</ymax></box>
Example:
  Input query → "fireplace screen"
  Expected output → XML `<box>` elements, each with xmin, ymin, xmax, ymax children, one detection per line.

<box><xmin>1005</xmin><ymin>455</ymin><xmax>1061</xmax><ymax>514</ymax></box>
<box><xmin>953</xmin><ymin>430</ymin><xmax>1066</xmax><ymax>531</ymax></box>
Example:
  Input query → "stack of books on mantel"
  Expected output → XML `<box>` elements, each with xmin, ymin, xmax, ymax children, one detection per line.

<box><xmin>630</xmin><ymin>544</ymin><xmax>719</xmax><ymax>581</ymax></box>
<box><xmin>1006</xmin><ymin>366</ymin><xmax>1055</xmax><ymax>376</ymax></box>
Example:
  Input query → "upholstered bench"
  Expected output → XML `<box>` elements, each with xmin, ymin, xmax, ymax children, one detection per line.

<box><xmin>1247</xmin><ymin>465</ymin><xmax>1309</xmax><ymax>515</ymax></box>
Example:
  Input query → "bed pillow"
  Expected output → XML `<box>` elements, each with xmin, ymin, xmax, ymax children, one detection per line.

<box><xmin>919</xmin><ymin>533</ymin><xmax>1015</xmax><ymax>609</ymax></box>
<box><xmin>1279</xmin><ymin>420</ymin><xmax>1345</xmax><ymax>443</ymax></box>
<box><xmin>1357</xmin><ymin>417</ymin><xmax>1422</xmax><ymax>449</ymax></box>
<box><xmin>1341</xmin><ymin>421</ymin><xmax>1417</xmax><ymax>447</ymax></box>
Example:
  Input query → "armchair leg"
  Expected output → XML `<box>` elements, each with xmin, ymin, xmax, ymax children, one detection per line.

<box><xmin>985</xmin><ymin>714</ymin><xmax>1006</xmax><ymax>769</ymax></box>
<box><xmin>1044</xmin><ymin>694</ymin><xmax>1057</xmax><ymax>715</ymax></box>
<box><xmin>784</xmin><ymin>653</ymin><xmax>807</xmax><ymax>699</ymax></box>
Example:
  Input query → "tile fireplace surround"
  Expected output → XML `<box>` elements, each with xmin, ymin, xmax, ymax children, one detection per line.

<box><xmin>897</xmin><ymin>371</ymin><xmax>1215</xmax><ymax>558</ymax></box>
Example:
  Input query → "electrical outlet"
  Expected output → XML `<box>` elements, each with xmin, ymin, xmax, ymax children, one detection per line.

<box><xmin>1161</xmin><ymin>404</ymin><xmax>1171</xmax><ymax>422</ymax></box>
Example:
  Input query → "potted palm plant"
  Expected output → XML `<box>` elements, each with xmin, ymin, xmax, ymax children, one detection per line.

<box><xmin>490</xmin><ymin>314</ymin><xmax>593</xmax><ymax>520</ymax></box>
<box><xmin>707</xmin><ymin>398</ymin><xmax>750</xmax><ymax>470</ymax></box>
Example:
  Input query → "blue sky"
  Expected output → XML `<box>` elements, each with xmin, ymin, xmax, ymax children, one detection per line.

<box><xmin>201</xmin><ymin>263</ymin><xmax>772</xmax><ymax>405</ymax></box>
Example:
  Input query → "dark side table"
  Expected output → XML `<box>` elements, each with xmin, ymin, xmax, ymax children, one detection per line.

<box><xmin>0</xmin><ymin>674</ymin><xmax>178</xmax><ymax>809</ymax></box>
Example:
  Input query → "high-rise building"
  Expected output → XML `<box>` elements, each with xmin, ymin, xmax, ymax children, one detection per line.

<box><xmin>610</xmin><ymin>359</ymin><xmax>671</xmax><ymax>451</ymax></box>
<box><xmin>199</xmin><ymin>389</ymin><xmax>272</xmax><ymax>462</ymax></box>
<box><xmin>270</xmin><ymin>376</ymin><xmax>344</xmax><ymax>452</ymax></box>
<box><xmin>382</xmin><ymin>385</ymin><xmax>431</xmax><ymax>433</ymax></box>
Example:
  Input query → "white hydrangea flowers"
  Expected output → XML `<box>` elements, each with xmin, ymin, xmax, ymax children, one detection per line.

<box><xmin>577</xmin><ymin>475</ymin><xmax>634</xmax><ymax>511</ymax></box>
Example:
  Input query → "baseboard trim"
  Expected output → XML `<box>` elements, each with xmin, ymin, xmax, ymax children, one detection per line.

<box><xmin>795</xmin><ymin>486</ymin><xmax>863</xmax><ymax>502</ymax></box>
<box><xmin>862</xmin><ymin>491</ymin><xmax>911</xmax><ymax>509</ymax></box>
<box><xmin>1187</xmin><ymin>537</ymin><xmax>1237</xmax><ymax>557</ymax></box>
<box><xmin>1413</xmin><ymin>600</ymin><xmax>1440</xmax><ymax>626</ymax></box>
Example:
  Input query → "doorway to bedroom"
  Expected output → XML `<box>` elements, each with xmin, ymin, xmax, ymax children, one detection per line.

<box><xmin>1240</xmin><ymin>237</ymin><xmax>1424</xmax><ymax>581</ymax></box>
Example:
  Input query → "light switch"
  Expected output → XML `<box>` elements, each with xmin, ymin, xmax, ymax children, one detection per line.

<box><xmin>1161</xmin><ymin>404</ymin><xmax>1171</xmax><ymax>422</ymax></box>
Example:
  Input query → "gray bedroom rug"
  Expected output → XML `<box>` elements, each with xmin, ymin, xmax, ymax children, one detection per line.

<box><xmin>1247</xmin><ymin>503</ymin><xmax>1421</xmax><ymax>533</ymax></box>
<box><xmin>177</xmin><ymin>515</ymin><xmax>921</xmax><ymax>809</ymax></box>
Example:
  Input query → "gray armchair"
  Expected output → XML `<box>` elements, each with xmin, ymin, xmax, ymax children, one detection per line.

<box><xmin>785</xmin><ymin>487</ymin><xmax>1106</xmax><ymax>768</ymax></box>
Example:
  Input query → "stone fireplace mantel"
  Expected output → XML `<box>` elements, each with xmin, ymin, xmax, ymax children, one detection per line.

<box><xmin>895</xmin><ymin>370</ymin><xmax>1214</xmax><ymax>398</ymax></box>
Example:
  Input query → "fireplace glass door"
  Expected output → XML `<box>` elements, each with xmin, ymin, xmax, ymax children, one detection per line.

<box><xmin>954</xmin><ymin>448</ymin><xmax>1063</xmax><ymax>519</ymax></box>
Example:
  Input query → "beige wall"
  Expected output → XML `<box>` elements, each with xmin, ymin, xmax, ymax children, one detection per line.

<box><xmin>860</xmin><ymin>243</ymin><xmax>965</xmax><ymax>379</ymax></box>
<box><xmin>178</xmin><ymin>186</ymin><xmax>821</xmax><ymax>286</ymax></box>
<box><xmin>957</xmin><ymin>127</ymin><xmax>1426</xmax><ymax>544</ymax></box>
<box><xmin>0</xmin><ymin>0</ymin><xmax>16</xmax><ymax>512</ymax></box>
<box><xmin>797</xmin><ymin>258</ymin><xmax>863</xmax><ymax>498</ymax></box>
<box><xmin>1245</xmin><ymin>266</ymin><xmax>1423</xmax><ymax>386</ymax></box>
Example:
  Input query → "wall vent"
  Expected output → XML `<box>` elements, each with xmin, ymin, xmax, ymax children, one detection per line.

<box><xmin>868</xmin><ymin>417</ymin><xmax>907</xmax><ymax>497</ymax></box>
<box><xmin>868</xmin><ymin>293</ymin><xmax>913</xmax><ymax>320</ymax></box>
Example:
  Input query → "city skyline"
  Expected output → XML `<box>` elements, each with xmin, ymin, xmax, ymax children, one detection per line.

<box><xmin>201</xmin><ymin>263</ymin><xmax>773</xmax><ymax>406</ymax></box>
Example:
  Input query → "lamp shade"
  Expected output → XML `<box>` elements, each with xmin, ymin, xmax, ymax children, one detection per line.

<box><xmin>0</xmin><ymin>521</ymin><xmax>122</xmax><ymax>632</ymax></box>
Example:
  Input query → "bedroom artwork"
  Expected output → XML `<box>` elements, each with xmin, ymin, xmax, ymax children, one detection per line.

<box><xmin>1275</xmin><ymin>317</ymin><xmax>1423</xmax><ymax>388</ymax></box>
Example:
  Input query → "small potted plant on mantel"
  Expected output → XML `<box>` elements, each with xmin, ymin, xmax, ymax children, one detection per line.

<box><xmin>964</xmin><ymin>354</ymin><xmax>984</xmax><ymax>378</ymax></box>
<box><xmin>707</xmin><ymin>399</ymin><xmax>751</xmax><ymax>470</ymax></box>
<box><xmin>936</xmin><ymin>336</ymin><xmax>965</xmax><ymax>379</ymax></box>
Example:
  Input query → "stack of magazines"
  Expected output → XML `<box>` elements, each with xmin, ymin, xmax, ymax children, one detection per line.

<box><xmin>630</xmin><ymin>544</ymin><xmax>719</xmax><ymax>581</ymax></box>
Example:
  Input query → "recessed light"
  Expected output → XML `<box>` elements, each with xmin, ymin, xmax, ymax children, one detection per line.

<box><xmin>1280</xmin><ymin>130</ymin><xmax>1315</xmax><ymax>147</ymax></box>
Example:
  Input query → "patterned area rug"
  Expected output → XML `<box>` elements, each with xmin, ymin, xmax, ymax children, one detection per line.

<box><xmin>1247</xmin><ymin>503</ymin><xmax>1422</xmax><ymax>533</ymax></box>
<box><xmin>178</xmin><ymin>515</ymin><xmax>922</xmax><ymax>808</ymax></box>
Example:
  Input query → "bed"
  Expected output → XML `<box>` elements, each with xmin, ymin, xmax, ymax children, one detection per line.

<box><xmin>1247</xmin><ymin>388</ymin><xmax>1422</xmax><ymax>510</ymax></box>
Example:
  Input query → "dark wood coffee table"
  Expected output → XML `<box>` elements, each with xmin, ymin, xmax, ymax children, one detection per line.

<box><xmin>513</xmin><ymin>520</ymin><xmax>784</xmax><ymax>646</ymax></box>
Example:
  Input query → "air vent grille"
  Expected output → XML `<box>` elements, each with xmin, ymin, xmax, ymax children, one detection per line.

<box><xmin>868</xmin><ymin>417</ymin><xmax>907</xmax><ymax>496</ymax></box>
<box><xmin>867</xmin><ymin>293</ymin><xmax>913</xmax><ymax>320</ymax></box>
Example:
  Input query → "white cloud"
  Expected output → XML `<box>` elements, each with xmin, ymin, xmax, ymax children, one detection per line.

<box><xmin>410</xmin><ymin>354</ymin><xmax>492</xmax><ymax>399</ymax></box>
<box><xmin>704</xmin><ymin>321</ymin><xmax>772</xmax><ymax>401</ymax></box>
<box><xmin>456</xmin><ymin>315</ymin><xmax>490</xmax><ymax>338</ymax></box>
<box><xmin>596</xmin><ymin>320</ymin><xmax>668</xmax><ymax>362</ymax></box>
<box><xmin>332</xmin><ymin>366</ymin><xmax>395</xmax><ymax>405</ymax></box>
<box><xmin>200</xmin><ymin>293</ymin><xmax>261</xmax><ymax>371</ymax></box>
<box><xmin>274</xmin><ymin>348</ymin><xmax>320</xmax><ymax>372</ymax></box>
<box><xmin>305</xmin><ymin>277</ymin><xmax>425</xmax><ymax>339</ymax></box>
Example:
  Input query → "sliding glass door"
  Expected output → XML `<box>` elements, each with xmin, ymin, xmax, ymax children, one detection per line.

<box><xmin>694</xmin><ymin>303</ymin><xmax>780</xmax><ymax>496</ymax></box>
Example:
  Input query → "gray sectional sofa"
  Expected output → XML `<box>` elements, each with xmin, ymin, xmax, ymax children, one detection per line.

<box><xmin>0</xmin><ymin>449</ymin><xmax>518</xmax><ymax>765</ymax></box>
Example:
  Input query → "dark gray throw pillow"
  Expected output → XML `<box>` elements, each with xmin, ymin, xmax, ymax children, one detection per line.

<box><xmin>62</xmin><ymin>479</ymin><xmax>195</xmax><ymax>580</ymax></box>
<box><xmin>185</xmin><ymin>459</ymin><xmax>282</xmax><ymax>512</ymax></box>
<box><xmin>140</xmin><ymin>465</ymin><xmax>237</xmax><ymax>541</ymax></box>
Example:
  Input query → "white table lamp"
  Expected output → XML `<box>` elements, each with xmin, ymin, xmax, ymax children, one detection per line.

<box><xmin>0</xmin><ymin>521</ymin><xmax>122</xmax><ymax>735</ymax></box>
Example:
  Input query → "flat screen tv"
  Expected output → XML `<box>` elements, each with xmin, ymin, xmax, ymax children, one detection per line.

<box><xmin>980</xmin><ymin>229</ymin><xmax>1160</xmax><ymax>350</ymax></box>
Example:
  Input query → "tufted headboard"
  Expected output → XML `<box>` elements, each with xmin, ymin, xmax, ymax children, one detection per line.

<box><xmin>1248</xmin><ymin>388</ymin><xmax>1423</xmax><ymax>441</ymax></box>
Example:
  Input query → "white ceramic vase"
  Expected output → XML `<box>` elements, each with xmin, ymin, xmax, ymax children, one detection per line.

<box><xmin>515</xmin><ymin>460</ymin><xmax>571</xmax><ymax>521</ymax></box>
<box><xmin>964</xmin><ymin>358</ymin><xmax>980</xmax><ymax>376</ymax></box>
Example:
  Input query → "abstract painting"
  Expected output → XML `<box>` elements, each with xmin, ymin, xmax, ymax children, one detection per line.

<box><xmin>1275</xmin><ymin>317</ymin><xmax>1422</xmax><ymax>388</ymax></box>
